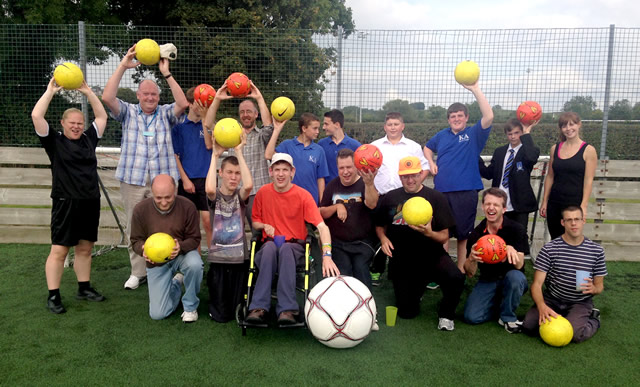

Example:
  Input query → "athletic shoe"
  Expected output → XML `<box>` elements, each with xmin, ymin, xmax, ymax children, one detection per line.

<box><xmin>124</xmin><ymin>275</ymin><xmax>147</xmax><ymax>290</ymax></box>
<box><xmin>426</xmin><ymin>282</ymin><xmax>439</xmax><ymax>290</ymax></box>
<box><xmin>181</xmin><ymin>310</ymin><xmax>198</xmax><ymax>323</ymax></box>
<box><xmin>498</xmin><ymin>318</ymin><xmax>523</xmax><ymax>333</ymax></box>
<box><xmin>438</xmin><ymin>317</ymin><xmax>455</xmax><ymax>331</ymax></box>
<box><xmin>590</xmin><ymin>308</ymin><xmax>601</xmax><ymax>322</ymax></box>
<box><xmin>173</xmin><ymin>273</ymin><xmax>184</xmax><ymax>286</ymax></box>
<box><xmin>76</xmin><ymin>287</ymin><xmax>105</xmax><ymax>302</ymax></box>
<box><xmin>47</xmin><ymin>295</ymin><xmax>66</xmax><ymax>314</ymax></box>
<box><xmin>246</xmin><ymin>309</ymin><xmax>267</xmax><ymax>324</ymax></box>
<box><xmin>371</xmin><ymin>272</ymin><xmax>381</xmax><ymax>287</ymax></box>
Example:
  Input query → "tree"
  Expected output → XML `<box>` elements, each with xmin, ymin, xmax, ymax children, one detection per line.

<box><xmin>382</xmin><ymin>99</ymin><xmax>417</xmax><ymax>122</ymax></box>
<box><xmin>563</xmin><ymin>96</ymin><xmax>596</xmax><ymax>119</ymax></box>
<box><xmin>633</xmin><ymin>102</ymin><xmax>640</xmax><ymax>120</ymax></box>
<box><xmin>608</xmin><ymin>99</ymin><xmax>632</xmax><ymax>120</ymax></box>
<box><xmin>425</xmin><ymin>105</ymin><xmax>447</xmax><ymax>120</ymax></box>
<box><xmin>410</xmin><ymin>102</ymin><xmax>425</xmax><ymax>110</ymax></box>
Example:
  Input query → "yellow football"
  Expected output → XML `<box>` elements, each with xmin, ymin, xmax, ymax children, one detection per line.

<box><xmin>213</xmin><ymin>118</ymin><xmax>243</xmax><ymax>148</ymax></box>
<box><xmin>136</xmin><ymin>39</ymin><xmax>160</xmax><ymax>66</ymax></box>
<box><xmin>53</xmin><ymin>62</ymin><xmax>84</xmax><ymax>90</ymax></box>
<box><xmin>402</xmin><ymin>197</ymin><xmax>433</xmax><ymax>226</ymax></box>
<box><xmin>270</xmin><ymin>97</ymin><xmax>296</xmax><ymax>122</ymax></box>
<box><xmin>144</xmin><ymin>232</ymin><xmax>176</xmax><ymax>264</ymax></box>
<box><xmin>454</xmin><ymin>60</ymin><xmax>480</xmax><ymax>86</ymax></box>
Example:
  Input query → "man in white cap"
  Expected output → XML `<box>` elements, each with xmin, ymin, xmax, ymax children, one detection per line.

<box><xmin>246</xmin><ymin>153</ymin><xmax>339</xmax><ymax>325</ymax></box>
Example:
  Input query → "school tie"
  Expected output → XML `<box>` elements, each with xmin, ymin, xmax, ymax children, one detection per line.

<box><xmin>502</xmin><ymin>149</ymin><xmax>515</xmax><ymax>188</ymax></box>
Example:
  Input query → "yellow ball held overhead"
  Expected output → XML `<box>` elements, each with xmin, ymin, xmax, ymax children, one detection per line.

<box><xmin>270</xmin><ymin>97</ymin><xmax>296</xmax><ymax>122</ymax></box>
<box><xmin>402</xmin><ymin>197</ymin><xmax>433</xmax><ymax>226</ymax></box>
<box><xmin>136</xmin><ymin>39</ymin><xmax>161</xmax><ymax>66</ymax></box>
<box><xmin>539</xmin><ymin>315</ymin><xmax>574</xmax><ymax>347</ymax></box>
<box><xmin>53</xmin><ymin>62</ymin><xmax>84</xmax><ymax>90</ymax></box>
<box><xmin>454</xmin><ymin>60</ymin><xmax>480</xmax><ymax>86</ymax></box>
<box><xmin>144</xmin><ymin>232</ymin><xmax>176</xmax><ymax>264</ymax></box>
<box><xmin>213</xmin><ymin>118</ymin><xmax>243</xmax><ymax>148</ymax></box>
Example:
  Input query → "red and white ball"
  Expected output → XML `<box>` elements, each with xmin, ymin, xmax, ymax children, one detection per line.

<box><xmin>194</xmin><ymin>84</ymin><xmax>216</xmax><ymax>107</ymax></box>
<box><xmin>226</xmin><ymin>72</ymin><xmax>251</xmax><ymax>97</ymax></box>
<box><xmin>474</xmin><ymin>234</ymin><xmax>508</xmax><ymax>264</ymax></box>
<box><xmin>305</xmin><ymin>276</ymin><xmax>377</xmax><ymax>349</ymax></box>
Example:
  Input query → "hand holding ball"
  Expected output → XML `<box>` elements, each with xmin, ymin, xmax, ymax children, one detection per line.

<box><xmin>539</xmin><ymin>315</ymin><xmax>573</xmax><ymax>347</ymax></box>
<box><xmin>402</xmin><ymin>197</ymin><xmax>433</xmax><ymax>226</ymax></box>
<box><xmin>474</xmin><ymin>234</ymin><xmax>507</xmax><ymax>264</ymax></box>
<box><xmin>454</xmin><ymin>60</ymin><xmax>480</xmax><ymax>86</ymax></box>
<box><xmin>53</xmin><ymin>62</ymin><xmax>84</xmax><ymax>90</ymax></box>
<box><xmin>136</xmin><ymin>39</ymin><xmax>161</xmax><ymax>66</ymax></box>
<box><xmin>226</xmin><ymin>72</ymin><xmax>251</xmax><ymax>97</ymax></box>
<box><xmin>516</xmin><ymin>101</ymin><xmax>543</xmax><ymax>125</ymax></box>
<box><xmin>194</xmin><ymin>84</ymin><xmax>216</xmax><ymax>107</ymax></box>
<box><xmin>353</xmin><ymin>144</ymin><xmax>383</xmax><ymax>173</ymax></box>
<box><xmin>144</xmin><ymin>232</ymin><xmax>176</xmax><ymax>264</ymax></box>
<box><xmin>213</xmin><ymin>118</ymin><xmax>243</xmax><ymax>148</ymax></box>
<box><xmin>271</xmin><ymin>97</ymin><xmax>295</xmax><ymax>122</ymax></box>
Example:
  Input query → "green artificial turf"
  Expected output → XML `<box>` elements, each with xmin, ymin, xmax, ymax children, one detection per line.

<box><xmin>1</xmin><ymin>244</ymin><xmax>639</xmax><ymax>386</ymax></box>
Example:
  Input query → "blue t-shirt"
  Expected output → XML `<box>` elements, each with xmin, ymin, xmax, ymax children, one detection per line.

<box><xmin>276</xmin><ymin>137</ymin><xmax>329</xmax><ymax>204</ymax></box>
<box><xmin>171</xmin><ymin>118</ymin><xmax>212</xmax><ymax>179</ymax></box>
<box><xmin>425</xmin><ymin>120</ymin><xmax>491</xmax><ymax>192</ymax></box>
<box><xmin>318</xmin><ymin>134</ymin><xmax>362</xmax><ymax>183</ymax></box>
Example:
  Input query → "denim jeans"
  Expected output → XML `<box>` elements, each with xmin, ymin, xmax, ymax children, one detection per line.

<box><xmin>146</xmin><ymin>249</ymin><xmax>203</xmax><ymax>320</ymax></box>
<box><xmin>464</xmin><ymin>269</ymin><xmax>528</xmax><ymax>324</ymax></box>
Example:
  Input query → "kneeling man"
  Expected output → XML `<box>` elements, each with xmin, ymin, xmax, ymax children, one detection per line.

<box><xmin>463</xmin><ymin>188</ymin><xmax>529</xmax><ymax>333</ymax></box>
<box><xmin>130</xmin><ymin>174</ymin><xmax>203</xmax><ymax>322</ymax></box>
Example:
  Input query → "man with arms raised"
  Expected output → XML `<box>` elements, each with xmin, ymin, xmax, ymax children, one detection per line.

<box><xmin>246</xmin><ymin>153</ymin><xmax>339</xmax><ymax>325</ymax></box>
<box><xmin>463</xmin><ymin>188</ymin><xmax>529</xmax><ymax>333</ymax></box>
<box><xmin>424</xmin><ymin>81</ymin><xmax>494</xmax><ymax>272</ymax></box>
<box><xmin>203</xmin><ymin>81</ymin><xmax>272</xmax><ymax>227</ymax></box>
<box><xmin>522</xmin><ymin>205</ymin><xmax>606</xmax><ymax>343</ymax></box>
<box><xmin>102</xmin><ymin>44</ymin><xmax>189</xmax><ymax>290</ymax></box>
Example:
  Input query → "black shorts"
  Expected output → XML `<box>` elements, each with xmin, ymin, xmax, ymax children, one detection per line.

<box><xmin>51</xmin><ymin>198</ymin><xmax>100</xmax><ymax>246</ymax></box>
<box><xmin>178</xmin><ymin>177</ymin><xmax>208</xmax><ymax>211</ymax></box>
<box><xmin>443</xmin><ymin>190</ymin><xmax>478</xmax><ymax>240</ymax></box>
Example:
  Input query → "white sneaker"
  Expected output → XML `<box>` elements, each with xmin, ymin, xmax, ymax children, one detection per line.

<box><xmin>438</xmin><ymin>317</ymin><xmax>455</xmax><ymax>331</ymax></box>
<box><xmin>124</xmin><ymin>275</ymin><xmax>147</xmax><ymax>290</ymax></box>
<box><xmin>498</xmin><ymin>318</ymin><xmax>523</xmax><ymax>333</ymax></box>
<box><xmin>173</xmin><ymin>273</ymin><xmax>184</xmax><ymax>286</ymax></box>
<box><xmin>181</xmin><ymin>310</ymin><xmax>198</xmax><ymax>323</ymax></box>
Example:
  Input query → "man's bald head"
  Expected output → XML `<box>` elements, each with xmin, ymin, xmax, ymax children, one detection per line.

<box><xmin>151</xmin><ymin>174</ymin><xmax>177</xmax><ymax>211</ymax></box>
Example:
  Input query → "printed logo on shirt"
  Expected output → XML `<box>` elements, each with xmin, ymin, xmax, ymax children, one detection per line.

<box><xmin>458</xmin><ymin>134</ymin><xmax>470</xmax><ymax>142</ymax></box>
<box><xmin>308</xmin><ymin>155</ymin><xmax>317</xmax><ymax>164</ymax></box>
<box><xmin>332</xmin><ymin>192</ymin><xmax>363</xmax><ymax>205</ymax></box>
<box><xmin>199</xmin><ymin>129</ymin><xmax>205</xmax><ymax>138</ymax></box>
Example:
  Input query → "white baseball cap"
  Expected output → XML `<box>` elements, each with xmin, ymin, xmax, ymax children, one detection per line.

<box><xmin>271</xmin><ymin>153</ymin><xmax>295</xmax><ymax>168</ymax></box>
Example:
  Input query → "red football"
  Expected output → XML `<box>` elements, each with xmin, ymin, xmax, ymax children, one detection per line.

<box><xmin>353</xmin><ymin>144</ymin><xmax>383</xmax><ymax>173</ymax></box>
<box><xmin>474</xmin><ymin>234</ymin><xmax>507</xmax><ymax>264</ymax></box>
<box><xmin>516</xmin><ymin>101</ymin><xmax>542</xmax><ymax>125</ymax></box>
<box><xmin>225</xmin><ymin>72</ymin><xmax>251</xmax><ymax>97</ymax></box>
<box><xmin>194</xmin><ymin>84</ymin><xmax>216</xmax><ymax>107</ymax></box>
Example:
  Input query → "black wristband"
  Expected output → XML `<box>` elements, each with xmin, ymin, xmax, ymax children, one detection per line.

<box><xmin>164</xmin><ymin>73</ymin><xmax>172</xmax><ymax>79</ymax></box>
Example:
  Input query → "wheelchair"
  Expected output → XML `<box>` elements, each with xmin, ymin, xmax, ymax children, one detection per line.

<box><xmin>236</xmin><ymin>230</ymin><xmax>317</xmax><ymax>336</ymax></box>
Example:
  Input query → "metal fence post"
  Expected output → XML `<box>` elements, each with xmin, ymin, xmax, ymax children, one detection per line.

<box><xmin>600</xmin><ymin>24</ymin><xmax>615</xmax><ymax>161</ymax></box>
<box><xmin>336</xmin><ymin>26</ymin><xmax>343</xmax><ymax>109</ymax></box>
<box><xmin>78</xmin><ymin>21</ymin><xmax>88</xmax><ymax>124</ymax></box>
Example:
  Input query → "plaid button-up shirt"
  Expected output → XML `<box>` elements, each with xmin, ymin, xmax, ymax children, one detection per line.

<box><xmin>227</xmin><ymin>124</ymin><xmax>274</xmax><ymax>195</ymax></box>
<box><xmin>111</xmin><ymin>99</ymin><xmax>182</xmax><ymax>186</ymax></box>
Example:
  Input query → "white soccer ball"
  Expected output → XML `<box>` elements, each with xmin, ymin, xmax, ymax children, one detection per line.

<box><xmin>305</xmin><ymin>275</ymin><xmax>377</xmax><ymax>349</ymax></box>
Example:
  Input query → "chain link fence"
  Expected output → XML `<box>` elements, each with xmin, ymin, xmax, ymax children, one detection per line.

<box><xmin>1</xmin><ymin>24</ymin><xmax>639</xmax><ymax>158</ymax></box>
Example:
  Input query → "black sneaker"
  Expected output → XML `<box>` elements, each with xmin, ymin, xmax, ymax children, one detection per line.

<box><xmin>590</xmin><ymin>308</ymin><xmax>601</xmax><ymax>322</ymax></box>
<box><xmin>47</xmin><ymin>295</ymin><xmax>66</xmax><ymax>314</ymax></box>
<box><xmin>76</xmin><ymin>287</ymin><xmax>106</xmax><ymax>302</ymax></box>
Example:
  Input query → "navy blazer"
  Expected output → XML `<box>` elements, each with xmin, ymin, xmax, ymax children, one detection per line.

<box><xmin>479</xmin><ymin>134</ymin><xmax>540</xmax><ymax>213</ymax></box>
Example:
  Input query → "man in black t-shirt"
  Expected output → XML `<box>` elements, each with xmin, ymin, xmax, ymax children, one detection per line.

<box><xmin>319</xmin><ymin>149</ymin><xmax>379</xmax><ymax>289</ymax></box>
<box><xmin>375</xmin><ymin>156</ymin><xmax>465</xmax><ymax>331</ymax></box>
<box><xmin>463</xmin><ymin>188</ymin><xmax>529</xmax><ymax>333</ymax></box>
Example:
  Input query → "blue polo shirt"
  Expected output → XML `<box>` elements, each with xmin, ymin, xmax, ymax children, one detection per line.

<box><xmin>425</xmin><ymin>120</ymin><xmax>491</xmax><ymax>192</ymax></box>
<box><xmin>171</xmin><ymin>118</ymin><xmax>212</xmax><ymax>179</ymax></box>
<box><xmin>277</xmin><ymin>137</ymin><xmax>329</xmax><ymax>204</ymax></box>
<box><xmin>318</xmin><ymin>134</ymin><xmax>361</xmax><ymax>183</ymax></box>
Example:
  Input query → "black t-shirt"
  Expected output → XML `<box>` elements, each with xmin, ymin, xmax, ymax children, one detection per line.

<box><xmin>320</xmin><ymin>177</ymin><xmax>374</xmax><ymax>242</ymax></box>
<box><xmin>466</xmin><ymin>217</ymin><xmax>529</xmax><ymax>281</ymax></box>
<box><xmin>375</xmin><ymin>185</ymin><xmax>455</xmax><ymax>259</ymax></box>
<box><xmin>38</xmin><ymin>123</ymin><xmax>100</xmax><ymax>199</ymax></box>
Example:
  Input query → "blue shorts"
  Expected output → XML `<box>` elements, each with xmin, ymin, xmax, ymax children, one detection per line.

<box><xmin>443</xmin><ymin>190</ymin><xmax>478</xmax><ymax>240</ymax></box>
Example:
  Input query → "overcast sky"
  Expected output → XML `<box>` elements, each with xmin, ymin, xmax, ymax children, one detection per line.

<box><xmin>346</xmin><ymin>0</ymin><xmax>638</xmax><ymax>30</ymax></box>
